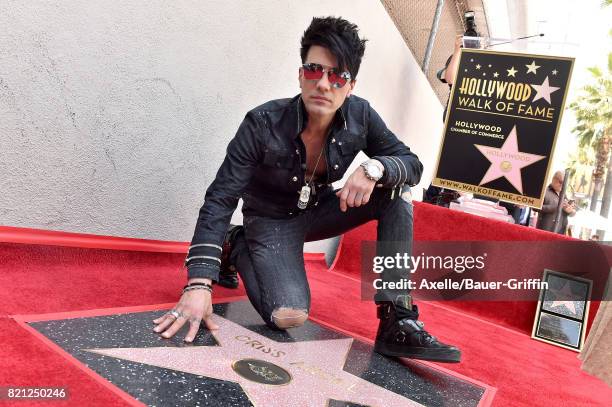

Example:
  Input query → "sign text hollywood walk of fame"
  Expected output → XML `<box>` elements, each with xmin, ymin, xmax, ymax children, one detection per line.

<box><xmin>433</xmin><ymin>49</ymin><xmax>574</xmax><ymax>208</ymax></box>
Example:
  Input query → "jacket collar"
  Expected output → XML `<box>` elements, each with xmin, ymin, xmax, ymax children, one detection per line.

<box><xmin>292</xmin><ymin>94</ymin><xmax>348</xmax><ymax>139</ymax></box>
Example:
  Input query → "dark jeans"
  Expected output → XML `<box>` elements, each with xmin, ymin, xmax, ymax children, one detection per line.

<box><xmin>231</xmin><ymin>185</ymin><xmax>414</xmax><ymax>329</ymax></box>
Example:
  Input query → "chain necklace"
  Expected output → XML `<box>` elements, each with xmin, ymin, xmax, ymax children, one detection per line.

<box><xmin>298</xmin><ymin>139</ymin><xmax>326</xmax><ymax>210</ymax></box>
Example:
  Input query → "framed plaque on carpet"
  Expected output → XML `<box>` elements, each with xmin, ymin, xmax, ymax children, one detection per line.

<box><xmin>531</xmin><ymin>269</ymin><xmax>592</xmax><ymax>351</ymax></box>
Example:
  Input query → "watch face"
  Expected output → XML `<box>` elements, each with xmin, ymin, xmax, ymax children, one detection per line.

<box><xmin>368</xmin><ymin>164</ymin><xmax>382</xmax><ymax>178</ymax></box>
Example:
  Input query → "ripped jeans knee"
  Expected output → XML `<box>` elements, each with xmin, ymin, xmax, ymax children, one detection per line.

<box><xmin>270</xmin><ymin>307</ymin><xmax>309</xmax><ymax>329</ymax></box>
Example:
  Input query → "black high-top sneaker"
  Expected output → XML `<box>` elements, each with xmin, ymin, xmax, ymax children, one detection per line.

<box><xmin>374</xmin><ymin>295</ymin><xmax>461</xmax><ymax>363</ymax></box>
<box><xmin>217</xmin><ymin>225</ymin><xmax>244</xmax><ymax>289</ymax></box>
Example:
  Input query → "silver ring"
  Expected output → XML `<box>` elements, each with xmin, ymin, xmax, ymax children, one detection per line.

<box><xmin>169</xmin><ymin>310</ymin><xmax>180</xmax><ymax>319</ymax></box>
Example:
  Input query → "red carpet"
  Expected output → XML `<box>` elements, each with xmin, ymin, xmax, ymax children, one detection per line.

<box><xmin>0</xmin><ymin>243</ymin><xmax>248</xmax><ymax>407</ymax></box>
<box><xmin>331</xmin><ymin>203</ymin><xmax>606</xmax><ymax>335</ymax></box>
<box><xmin>326</xmin><ymin>202</ymin><xmax>611</xmax><ymax>407</ymax></box>
<box><xmin>1</xmin><ymin>205</ymin><xmax>611</xmax><ymax>406</ymax></box>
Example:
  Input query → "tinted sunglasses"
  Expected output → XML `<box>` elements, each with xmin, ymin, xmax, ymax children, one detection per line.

<box><xmin>301</xmin><ymin>63</ymin><xmax>351</xmax><ymax>89</ymax></box>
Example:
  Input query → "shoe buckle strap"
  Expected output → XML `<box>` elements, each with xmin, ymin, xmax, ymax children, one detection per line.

<box><xmin>399</xmin><ymin>319</ymin><xmax>424</xmax><ymax>331</ymax></box>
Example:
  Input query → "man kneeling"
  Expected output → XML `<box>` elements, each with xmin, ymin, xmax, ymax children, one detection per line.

<box><xmin>153</xmin><ymin>16</ymin><xmax>460</xmax><ymax>363</ymax></box>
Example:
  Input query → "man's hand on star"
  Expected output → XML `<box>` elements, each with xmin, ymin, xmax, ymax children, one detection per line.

<box><xmin>153</xmin><ymin>284</ymin><xmax>219</xmax><ymax>343</ymax></box>
<box><xmin>335</xmin><ymin>166</ymin><xmax>376</xmax><ymax>212</ymax></box>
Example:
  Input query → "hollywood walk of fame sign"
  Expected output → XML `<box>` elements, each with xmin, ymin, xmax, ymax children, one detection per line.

<box><xmin>532</xmin><ymin>270</ymin><xmax>592</xmax><ymax>351</ymax></box>
<box><xmin>432</xmin><ymin>49</ymin><xmax>574</xmax><ymax>208</ymax></box>
<box><xmin>24</xmin><ymin>301</ymin><xmax>492</xmax><ymax>406</ymax></box>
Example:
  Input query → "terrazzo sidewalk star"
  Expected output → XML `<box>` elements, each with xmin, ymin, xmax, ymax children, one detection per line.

<box><xmin>86</xmin><ymin>315</ymin><xmax>419</xmax><ymax>407</ymax></box>
<box><xmin>26</xmin><ymin>301</ymin><xmax>488</xmax><ymax>406</ymax></box>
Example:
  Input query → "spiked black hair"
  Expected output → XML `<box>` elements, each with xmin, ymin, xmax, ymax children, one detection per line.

<box><xmin>300</xmin><ymin>17</ymin><xmax>367</xmax><ymax>80</ymax></box>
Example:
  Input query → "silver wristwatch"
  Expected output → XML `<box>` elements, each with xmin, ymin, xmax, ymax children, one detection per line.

<box><xmin>360</xmin><ymin>159</ymin><xmax>384</xmax><ymax>182</ymax></box>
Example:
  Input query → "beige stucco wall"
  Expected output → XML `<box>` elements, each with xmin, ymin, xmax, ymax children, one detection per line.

<box><xmin>0</xmin><ymin>0</ymin><xmax>444</xmax><ymax>259</ymax></box>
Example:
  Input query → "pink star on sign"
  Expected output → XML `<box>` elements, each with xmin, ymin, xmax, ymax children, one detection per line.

<box><xmin>475</xmin><ymin>126</ymin><xmax>546</xmax><ymax>194</ymax></box>
<box><xmin>85</xmin><ymin>314</ymin><xmax>419</xmax><ymax>407</ymax></box>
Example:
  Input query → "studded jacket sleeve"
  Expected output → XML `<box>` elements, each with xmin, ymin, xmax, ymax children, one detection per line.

<box><xmin>186</xmin><ymin>113</ymin><xmax>263</xmax><ymax>282</ymax></box>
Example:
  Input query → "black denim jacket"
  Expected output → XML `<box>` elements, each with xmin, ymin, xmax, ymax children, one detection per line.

<box><xmin>187</xmin><ymin>94</ymin><xmax>423</xmax><ymax>281</ymax></box>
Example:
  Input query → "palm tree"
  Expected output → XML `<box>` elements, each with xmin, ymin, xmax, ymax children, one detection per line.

<box><xmin>568</xmin><ymin>51</ymin><xmax>612</xmax><ymax>232</ymax></box>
